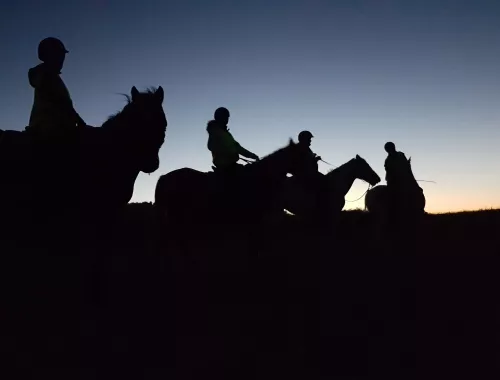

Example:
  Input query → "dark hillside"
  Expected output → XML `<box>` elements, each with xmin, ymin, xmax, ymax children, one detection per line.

<box><xmin>112</xmin><ymin>204</ymin><xmax>499</xmax><ymax>378</ymax></box>
<box><xmin>3</xmin><ymin>204</ymin><xmax>498</xmax><ymax>378</ymax></box>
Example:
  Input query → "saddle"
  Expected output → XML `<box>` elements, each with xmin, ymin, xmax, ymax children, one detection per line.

<box><xmin>208</xmin><ymin>164</ymin><xmax>249</xmax><ymax>202</ymax></box>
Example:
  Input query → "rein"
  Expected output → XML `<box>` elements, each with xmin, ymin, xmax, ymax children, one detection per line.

<box><xmin>240</xmin><ymin>157</ymin><xmax>255</xmax><ymax>164</ymax></box>
<box><xmin>319</xmin><ymin>158</ymin><xmax>337</xmax><ymax>167</ymax></box>
<box><xmin>343</xmin><ymin>179</ymin><xmax>434</xmax><ymax>204</ymax></box>
<box><xmin>345</xmin><ymin>182</ymin><xmax>372</xmax><ymax>203</ymax></box>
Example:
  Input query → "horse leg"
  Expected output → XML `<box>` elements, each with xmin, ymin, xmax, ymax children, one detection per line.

<box><xmin>377</xmin><ymin>209</ymin><xmax>389</xmax><ymax>242</ymax></box>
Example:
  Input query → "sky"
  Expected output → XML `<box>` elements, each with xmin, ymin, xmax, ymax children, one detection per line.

<box><xmin>1</xmin><ymin>0</ymin><xmax>499</xmax><ymax>213</ymax></box>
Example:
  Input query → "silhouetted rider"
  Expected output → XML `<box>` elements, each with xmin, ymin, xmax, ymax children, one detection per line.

<box><xmin>296</xmin><ymin>130</ymin><xmax>322</xmax><ymax>175</ymax></box>
<box><xmin>206</xmin><ymin>107</ymin><xmax>259</xmax><ymax>176</ymax></box>
<box><xmin>295</xmin><ymin>131</ymin><xmax>328</xmax><ymax>211</ymax></box>
<box><xmin>384</xmin><ymin>142</ymin><xmax>411</xmax><ymax>188</ymax></box>
<box><xmin>27</xmin><ymin>37</ymin><xmax>87</xmax><ymax>140</ymax></box>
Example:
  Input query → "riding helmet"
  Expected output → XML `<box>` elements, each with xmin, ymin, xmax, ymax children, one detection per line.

<box><xmin>214</xmin><ymin>107</ymin><xmax>230</xmax><ymax>121</ymax></box>
<box><xmin>38</xmin><ymin>37</ymin><xmax>69</xmax><ymax>62</ymax></box>
<box><xmin>298</xmin><ymin>130</ymin><xmax>314</xmax><ymax>142</ymax></box>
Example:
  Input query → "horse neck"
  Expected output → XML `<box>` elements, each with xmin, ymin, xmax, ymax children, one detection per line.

<box><xmin>83</xmin><ymin>118</ymin><xmax>141</xmax><ymax>206</ymax></box>
<box><xmin>327</xmin><ymin>159</ymin><xmax>358</xmax><ymax>196</ymax></box>
<box><xmin>249</xmin><ymin>147</ymin><xmax>291</xmax><ymax>182</ymax></box>
<box><xmin>408</xmin><ymin>166</ymin><xmax>419</xmax><ymax>186</ymax></box>
<box><xmin>99</xmin><ymin>113</ymin><xmax>138</xmax><ymax>161</ymax></box>
<box><xmin>399</xmin><ymin>163</ymin><xmax>419</xmax><ymax>189</ymax></box>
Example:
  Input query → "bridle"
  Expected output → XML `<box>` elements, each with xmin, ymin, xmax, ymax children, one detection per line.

<box><xmin>345</xmin><ymin>182</ymin><xmax>372</xmax><ymax>203</ymax></box>
<box><xmin>319</xmin><ymin>158</ymin><xmax>336</xmax><ymax>167</ymax></box>
<box><xmin>240</xmin><ymin>157</ymin><xmax>255</xmax><ymax>164</ymax></box>
<box><xmin>322</xmin><ymin>156</ymin><xmax>372</xmax><ymax>204</ymax></box>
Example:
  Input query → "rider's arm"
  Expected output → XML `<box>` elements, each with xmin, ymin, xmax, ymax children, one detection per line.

<box><xmin>384</xmin><ymin>158</ymin><xmax>390</xmax><ymax>181</ymax></box>
<box><xmin>236</xmin><ymin>143</ymin><xmax>259</xmax><ymax>160</ymax></box>
<box><xmin>220</xmin><ymin>130</ymin><xmax>259</xmax><ymax>160</ymax></box>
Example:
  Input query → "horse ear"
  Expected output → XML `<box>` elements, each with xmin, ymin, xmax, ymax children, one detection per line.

<box><xmin>155</xmin><ymin>86</ymin><xmax>164</xmax><ymax>103</ymax></box>
<box><xmin>356</xmin><ymin>154</ymin><xmax>360</xmax><ymax>159</ymax></box>
<box><xmin>131</xmin><ymin>86</ymin><xmax>139</xmax><ymax>101</ymax></box>
<box><xmin>288</xmin><ymin>138</ymin><xmax>295</xmax><ymax>146</ymax></box>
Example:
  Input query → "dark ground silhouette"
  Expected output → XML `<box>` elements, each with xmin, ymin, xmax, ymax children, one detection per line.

<box><xmin>2</xmin><ymin>202</ymin><xmax>498</xmax><ymax>379</ymax></box>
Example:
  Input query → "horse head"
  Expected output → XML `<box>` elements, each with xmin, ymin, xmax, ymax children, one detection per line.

<box><xmin>353</xmin><ymin>154</ymin><xmax>381</xmax><ymax>187</ymax></box>
<box><xmin>103</xmin><ymin>86</ymin><xmax>167</xmax><ymax>174</ymax></box>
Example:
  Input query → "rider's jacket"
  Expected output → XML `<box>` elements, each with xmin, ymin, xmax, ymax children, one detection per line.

<box><xmin>385</xmin><ymin>151</ymin><xmax>411</xmax><ymax>187</ymax></box>
<box><xmin>296</xmin><ymin>143</ymin><xmax>319</xmax><ymax>177</ymax></box>
<box><xmin>28</xmin><ymin>63</ymin><xmax>76</xmax><ymax>134</ymax></box>
<box><xmin>207</xmin><ymin>120</ymin><xmax>241</xmax><ymax>169</ymax></box>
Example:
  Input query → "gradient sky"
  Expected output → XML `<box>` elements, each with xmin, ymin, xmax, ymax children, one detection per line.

<box><xmin>1</xmin><ymin>0</ymin><xmax>499</xmax><ymax>213</ymax></box>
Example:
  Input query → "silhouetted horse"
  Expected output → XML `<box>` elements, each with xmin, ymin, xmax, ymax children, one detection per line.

<box><xmin>79</xmin><ymin>86</ymin><xmax>166</xmax><ymax>222</ymax></box>
<box><xmin>0</xmin><ymin>86</ymin><xmax>167</xmax><ymax>375</ymax></box>
<box><xmin>365</xmin><ymin>184</ymin><xmax>425</xmax><ymax>216</ymax></box>
<box><xmin>283</xmin><ymin>155</ymin><xmax>380</xmax><ymax>220</ymax></box>
<box><xmin>154</xmin><ymin>139</ymin><xmax>307</xmax><ymax>232</ymax></box>
<box><xmin>0</xmin><ymin>86</ymin><xmax>166</xmax><ymax>233</ymax></box>
<box><xmin>365</xmin><ymin>158</ymin><xmax>425</xmax><ymax>219</ymax></box>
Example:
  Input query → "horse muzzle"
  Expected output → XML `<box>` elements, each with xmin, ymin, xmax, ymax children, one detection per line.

<box><xmin>371</xmin><ymin>175</ymin><xmax>382</xmax><ymax>186</ymax></box>
<box><xmin>141</xmin><ymin>155</ymin><xmax>160</xmax><ymax>174</ymax></box>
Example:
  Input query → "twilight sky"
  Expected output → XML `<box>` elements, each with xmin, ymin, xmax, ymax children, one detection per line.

<box><xmin>1</xmin><ymin>0</ymin><xmax>499</xmax><ymax>212</ymax></box>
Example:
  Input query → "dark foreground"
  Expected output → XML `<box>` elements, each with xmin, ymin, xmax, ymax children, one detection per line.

<box><xmin>2</xmin><ymin>206</ymin><xmax>499</xmax><ymax>379</ymax></box>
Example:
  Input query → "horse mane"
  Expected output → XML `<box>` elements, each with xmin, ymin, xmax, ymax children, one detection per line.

<box><xmin>102</xmin><ymin>87</ymin><xmax>160</xmax><ymax>128</ymax></box>
<box><xmin>242</xmin><ymin>140</ymin><xmax>296</xmax><ymax>177</ymax></box>
<box><xmin>121</xmin><ymin>87</ymin><xmax>159</xmax><ymax>105</ymax></box>
<box><xmin>327</xmin><ymin>166</ymin><xmax>338</xmax><ymax>174</ymax></box>
<box><xmin>326</xmin><ymin>157</ymin><xmax>356</xmax><ymax>175</ymax></box>
<box><xmin>259</xmin><ymin>140</ymin><xmax>296</xmax><ymax>161</ymax></box>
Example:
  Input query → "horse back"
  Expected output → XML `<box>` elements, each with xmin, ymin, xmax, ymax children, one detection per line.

<box><xmin>155</xmin><ymin>168</ymin><xmax>210</xmax><ymax>203</ymax></box>
<box><xmin>0</xmin><ymin>130</ymin><xmax>33</xmax><ymax>156</ymax></box>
